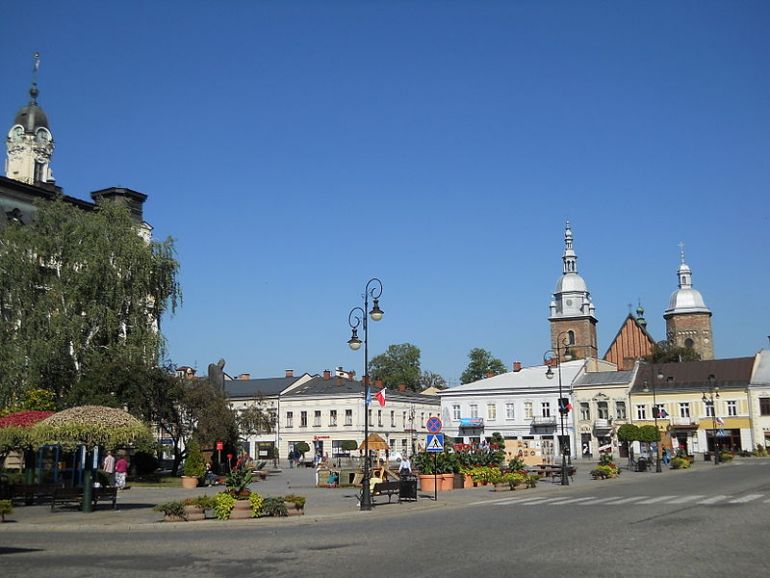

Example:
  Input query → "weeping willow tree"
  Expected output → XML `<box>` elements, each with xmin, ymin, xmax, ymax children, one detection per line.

<box><xmin>0</xmin><ymin>197</ymin><xmax>181</xmax><ymax>408</ymax></box>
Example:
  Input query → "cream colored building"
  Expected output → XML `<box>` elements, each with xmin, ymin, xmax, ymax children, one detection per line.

<box><xmin>748</xmin><ymin>350</ymin><xmax>770</xmax><ymax>449</ymax></box>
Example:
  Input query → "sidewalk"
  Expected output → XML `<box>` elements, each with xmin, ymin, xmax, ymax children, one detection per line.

<box><xmin>0</xmin><ymin>460</ymin><xmax>678</xmax><ymax>531</ymax></box>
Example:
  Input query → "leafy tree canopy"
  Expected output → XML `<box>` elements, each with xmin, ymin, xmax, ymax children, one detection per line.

<box><xmin>419</xmin><ymin>371</ymin><xmax>447</xmax><ymax>390</ymax></box>
<box><xmin>369</xmin><ymin>343</ymin><xmax>421</xmax><ymax>391</ymax></box>
<box><xmin>460</xmin><ymin>348</ymin><xmax>506</xmax><ymax>384</ymax></box>
<box><xmin>0</xmin><ymin>198</ymin><xmax>181</xmax><ymax>409</ymax></box>
<box><xmin>645</xmin><ymin>341</ymin><xmax>701</xmax><ymax>363</ymax></box>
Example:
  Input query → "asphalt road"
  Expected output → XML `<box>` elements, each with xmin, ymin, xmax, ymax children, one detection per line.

<box><xmin>2</xmin><ymin>461</ymin><xmax>770</xmax><ymax>577</ymax></box>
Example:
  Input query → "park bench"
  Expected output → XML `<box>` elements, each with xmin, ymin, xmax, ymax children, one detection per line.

<box><xmin>527</xmin><ymin>464</ymin><xmax>576</xmax><ymax>483</ymax></box>
<box><xmin>50</xmin><ymin>486</ymin><xmax>118</xmax><ymax>511</ymax></box>
<box><xmin>371</xmin><ymin>480</ymin><xmax>400</xmax><ymax>504</ymax></box>
<box><xmin>12</xmin><ymin>483</ymin><xmax>60</xmax><ymax>505</ymax></box>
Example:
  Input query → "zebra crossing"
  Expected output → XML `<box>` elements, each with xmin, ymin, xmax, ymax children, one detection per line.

<box><xmin>470</xmin><ymin>493</ymin><xmax>770</xmax><ymax>507</ymax></box>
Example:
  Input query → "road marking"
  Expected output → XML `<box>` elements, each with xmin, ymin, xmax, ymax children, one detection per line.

<box><xmin>636</xmin><ymin>496</ymin><xmax>678</xmax><ymax>504</ymax></box>
<box><xmin>729</xmin><ymin>494</ymin><xmax>763</xmax><ymax>504</ymax></box>
<box><xmin>578</xmin><ymin>497</ymin><xmax>623</xmax><ymax>505</ymax></box>
<box><xmin>547</xmin><ymin>497</ymin><xmax>598</xmax><ymax>505</ymax></box>
<box><xmin>604</xmin><ymin>496</ymin><xmax>649</xmax><ymax>505</ymax></box>
<box><xmin>697</xmin><ymin>495</ymin><xmax>730</xmax><ymax>504</ymax></box>
<box><xmin>665</xmin><ymin>495</ymin><xmax>706</xmax><ymax>504</ymax></box>
<box><xmin>520</xmin><ymin>497</ymin><xmax>565</xmax><ymax>505</ymax></box>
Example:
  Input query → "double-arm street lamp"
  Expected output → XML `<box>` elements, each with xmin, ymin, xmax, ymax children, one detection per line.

<box><xmin>544</xmin><ymin>333</ymin><xmax>572</xmax><ymax>486</ymax></box>
<box><xmin>642</xmin><ymin>364</ymin><xmax>665</xmax><ymax>473</ymax></box>
<box><xmin>702</xmin><ymin>374</ymin><xmax>720</xmax><ymax>466</ymax></box>
<box><xmin>347</xmin><ymin>278</ymin><xmax>384</xmax><ymax>511</ymax></box>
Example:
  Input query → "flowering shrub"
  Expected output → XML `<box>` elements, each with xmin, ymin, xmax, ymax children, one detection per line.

<box><xmin>213</xmin><ymin>492</ymin><xmax>236</xmax><ymax>520</ymax></box>
<box><xmin>670</xmin><ymin>457</ymin><xmax>690</xmax><ymax>469</ymax></box>
<box><xmin>0</xmin><ymin>410</ymin><xmax>55</xmax><ymax>454</ymax></box>
<box><xmin>469</xmin><ymin>466</ymin><xmax>501</xmax><ymax>484</ymax></box>
<box><xmin>590</xmin><ymin>465</ymin><xmax>619</xmax><ymax>479</ymax></box>
<box><xmin>33</xmin><ymin>406</ymin><xmax>154</xmax><ymax>450</ymax></box>
<box><xmin>249</xmin><ymin>492</ymin><xmax>264</xmax><ymax>517</ymax></box>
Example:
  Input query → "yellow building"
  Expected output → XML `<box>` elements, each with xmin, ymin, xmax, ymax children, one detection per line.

<box><xmin>629</xmin><ymin>358</ymin><xmax>755</xmax><ymax>458</ymax></box>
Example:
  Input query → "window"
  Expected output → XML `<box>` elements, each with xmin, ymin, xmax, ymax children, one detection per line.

<box><xmin>580</xmin><ymin>402</ymin><xmax>590</xmax><ymax>421</ymax></box>
<box><xmin>760</xmin><ymin>398</ymin><xmax>770</xmax><ymax>416</ymax></box>
<box><xmin>314</xmin><ymin>410</ymin><xmax>321</xmax><ymax>427</ymax></box>
<box><xmin>402</xmin><ymin>411</ymin><xmax>407</xmax><ymax>427</ymax></box>
<box><xmin>345</xmin><ymin>409</ymin><xmax>353</xmax><ymax>426</ymax></box>
<box><xmin>506</xmin><ymin>403</ymin><xmax>515</xmax><ymax>420</ymax></box>
<box><xmin>524</xmin><ymin>402</ymin><xmax>533</xmax><ymax>419</ymax></box>
<box><xmin>329</xmin><ymin>410</ymin><xmax>337</xmax><ymax>427</ymax></box>
<box><xmin>420</xmin><ymin>412</ymin><xmax>425</xmax><ymax>427</ymax></box>
<box><xmin>470</xmin><ymin>404</ymin><xmax>478</xmax><ymax>418</ymax></box>
<box><xmin>378</xmin><ymin>410</ymin><xmax>382</xmax><ymax>427</ymax></box>
<box><xmin>615</xmin><ymin>401</ymin><xmax>626</xmax><ymax>420</ymax></box>
<box><xmin>391</xmin><ymin>410</ymin><xmax>396</xmax><ymax>427</ymax></box>
<box><xmin>679</xmin><ymin>403</ymin><xmax>690</xmax><ymax>418</ymax></box>
<box><xmin>286</xmin><ymin>411</ymin><xmax>293</xmax><ymax>428</ymax></box>
<box><xmin>453</xmin><ymin>405</ymin><xmax>461</xmax><ymax>420</ymax></box>
<box><xmin>727</xmin><ymin>401</ymin><xmax>737</xmax><ymax>416</ymax></box>
<box><xmin>300</xmin><ymin>411</ymin><xmax>308</xmax><ymax>428</ymax></box>
<box><xmin>705</xmin><ymin>402</ymin><xmax>715</xmax><ymax>417</ymax></box>
<box><xmin>597</xmin><ymin>401</ymin><xmax>609</xmax><ymax>419</ymax></box>
<box><xmin>653</xmin><ymin>404</ymin><xmax>665</xmax><ymax>419</ymax></box>
<box><xmin>541</xmin><ymin>402</ymin><xmax>551</xmax><ymax>418</ymax></box>
<box><xmin>636</xmin><ymin>405</ymin><xmax>647</xmax><ymax>420</ymax></box>
<box><xmin>487</xmin><ymin>404</ymin><xmax>497</xmax><ymax>420</ymax></box>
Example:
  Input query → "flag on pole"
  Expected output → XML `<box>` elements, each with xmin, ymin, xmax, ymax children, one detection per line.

<box><xmin>715</xmin><ymin>416</ymin><xmax>725</xmax><ymax>426</ymax></box>
<box><xmin>375</xmin><ymin>388</ymin><xmax>386</xmax><ymax>407</ymax></box>
<box><xmin>365</xmin><ymin>389</ymin><xmax>371</xmax><ymax>406</ymax></box>
<box><xmin>659</xmin><ymin>408</ymin><xmax>669</xmax><ymax>418</ymax></box>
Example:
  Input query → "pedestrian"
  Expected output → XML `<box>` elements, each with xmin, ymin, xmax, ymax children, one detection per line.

<box><xmin>398</xmin><ymin>456</ymin><xmax>412</xmax><ymax>476</ymax></box>
<box><xmin>102</xmin><ymin>450</ymin><xmax>116</xmax><ymax>486</ymax></box>
<box><xmin>662</xmin><ymin>447</ymin><xmax>671</xmax><ymax>466</ymax></box>
<box><xmin>288</xmin><ymin>449</ymin><xmax>295</xmax><ymax>468</ymax></box>
<box><xmin>204</xmin><ymin>462</ymin><xmax>217</xmax><ymax>486</ymax></box>
<box><xmin>115</xmin><ymin>454</ymin><xmax>129</xmax><ymax>489</ymax></box>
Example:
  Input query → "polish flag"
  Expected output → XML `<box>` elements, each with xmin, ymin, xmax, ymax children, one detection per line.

<box><xmin>375</xmin><ymin>388</ymin><xmax>386</xmax><ymax>407</ymax></box>
<box><xmin>715</xmin><ymin>416</ymin><xmax>725</xmax><ymax>426</ymax></box>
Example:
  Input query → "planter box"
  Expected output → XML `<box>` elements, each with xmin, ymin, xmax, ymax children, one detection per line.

<box><xmin>284</xmin><ymin>503</ymin><xmax>304</xmax><ymax>516</ymax></box>
<box><xmin>229</xmin><ymin>500</ymin><xmax>252</xmax><ymax>519</ymax></box>
<box><xmin>183</xmin><ymin>505</ymin><xmax>205</xmax><ymax>521</ymax></box>
<box><xmin>181</xmin><ymin>476</ymin><xmax>199</xmax><ymax>489</ymax></box>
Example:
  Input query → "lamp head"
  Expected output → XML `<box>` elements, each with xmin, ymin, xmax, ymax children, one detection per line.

<box><xmin>643</xmin><ymin>381</ymin><xmax>650</xmax><ymax>394</ymax></box>
<box><xmin>369</xmin><ymin>298</ymin><xmax>384</xmax><ymax>321</ymax></box>
<box><xmin>545</xmin><ymin>366</ymin><xmax>554</xmax><ymax>380</ymax></box>
<box><xmin>347</xmin><ymin>328</ymin><xmax>362</xmax><ymax>351</ymax></box>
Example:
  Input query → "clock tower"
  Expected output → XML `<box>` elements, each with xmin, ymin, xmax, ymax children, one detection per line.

<box><xmin>548</xmin><ymin>222</ymin><xmax>598</xmax><ymax>359</ymax></box>
<box><xmin>5</xmin><ymin>53</ymin><xmax>55</xmax><ymax>186</ymax></box>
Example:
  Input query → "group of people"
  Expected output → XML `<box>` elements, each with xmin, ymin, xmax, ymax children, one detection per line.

<box><xmin>101</xmin><ymin>450</ymin><xmax>129</xmax><ymax>489</ymax></box>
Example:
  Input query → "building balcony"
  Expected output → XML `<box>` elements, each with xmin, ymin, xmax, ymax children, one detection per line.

<box><xmin>532</xmin><ymin>416</ymin><xmax>557</xmax><ymax>428</ymax></box>
<box><xmin>670</xmin><ymin>417</ymin><xmax>698</xmax><ymax>427</ymax></box>
<box><xmin>593</xmin><ymin>418</ymin><xmax>612</xmax><ymax>432</ymax></box>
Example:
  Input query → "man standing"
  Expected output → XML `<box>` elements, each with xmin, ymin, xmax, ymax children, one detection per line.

<box><xmin>102</xmin><ymin>450</ymin><xmax>116</xmax><ymax>486</ymax></box>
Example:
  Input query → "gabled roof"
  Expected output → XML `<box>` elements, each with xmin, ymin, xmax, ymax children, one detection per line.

<box><xmin>603</xmin><ymin>314</ymin><xmax>655</xmax><ymax>370</ymax></box>
<box><xmin>750</xmin><ymin>350</ymin><xmax>770</xmax><ymax>386</ymax></box>
<box><xmin>574</xmin><ymin>369</ymin><xmax>636</xmax><ymax>388</ymax></box>
<box><xmin>630</xmin><ymin>358</ymin><xmax>755</xmax><ymax>394</ymax></box>
<box><xmin>283</xmin><ymin>376</ymin><xmax>440</xmax><ymax>405</ymax></box>
<box><xmin>225</xmin><ymin>374</ymin><xmax>312</xmax><ymax>399</ymax></box>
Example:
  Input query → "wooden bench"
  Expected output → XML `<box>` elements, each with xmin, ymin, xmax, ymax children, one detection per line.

<box><xmin>528</xmin><ymin>465</ymin><xmax>576</xmax><ymax>483</ymax></box>
<box><xmin>372</xmin><ymin>480</ymin><xmax>400</xmax><ymax>504</ymax></box>
<box><xmin>51</xmin><ymin>486</ymin><xmax>118</xmax><ymax>511</ymax></box>
<box><xmin>12</xmin><ymin>483</ymin><xmax>60</xmax><ymax>505</ymax></box>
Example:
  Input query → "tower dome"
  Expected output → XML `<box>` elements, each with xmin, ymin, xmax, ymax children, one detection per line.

<box><xmin>14</xmin><ymin>85</ymin><xmax>50</xmax><ymax>133</ymax></box>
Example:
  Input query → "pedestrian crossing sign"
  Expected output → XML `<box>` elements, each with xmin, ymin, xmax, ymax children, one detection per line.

<box><xmin>426</xmin><ymin>433</ymin><xmax>444</xmax><ymax>453</ymax></box>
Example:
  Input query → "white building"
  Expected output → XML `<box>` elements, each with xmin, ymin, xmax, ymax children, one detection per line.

<box><xmin>439</xmin><ymin>359</ymin><xmax>615</xmax><ymax>464</ymax></box>
<box><xmin>227</xmin><ymin>368</ymin><xmax>440</xmax><ymax>464</ymax></box>
<box><xmin>749</xmin><ymin>350</ymin><xmax>770</xmax><ymax>449</ymax></box>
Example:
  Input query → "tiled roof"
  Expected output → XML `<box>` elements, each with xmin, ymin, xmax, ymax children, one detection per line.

<box><xmin>285</xmin><ymin>376</ymin><xmax>440</xmax><ymax>405</ymax></box>
<box><xmin>630</xmin><ymin>357</ymin><xmax>755</xmax><ymax>393</ymax></box>
<box><xmin>574</xmin><ymin>370</ymin><xmax>635</xmax><ymax>387</ymax></box>
<box><xmin>225</xmin><ymin>376</ymin><xmax>301</xmax><ymax>398</ymax></box>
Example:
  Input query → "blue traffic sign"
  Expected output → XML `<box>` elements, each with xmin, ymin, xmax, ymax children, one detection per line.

<box><xmin>426</xmin><ymin>416</ymin><xmax>443</xmax><ymax>434</ymax></box>
<box><xmin>426</xmin><ymin>433</ymin><xmax>444</xmax><ymax>452</ymax></box>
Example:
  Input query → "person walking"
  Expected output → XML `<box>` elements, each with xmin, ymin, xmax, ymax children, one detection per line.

<box><xmin>115</xmin><ymin>454</ymin><xmax>129</xmax><ymax>489</ymax></box>
<box><xmin>102</xmin><ymin>450</ymin><xmax>116</xmax><ymax>486</ymax></box>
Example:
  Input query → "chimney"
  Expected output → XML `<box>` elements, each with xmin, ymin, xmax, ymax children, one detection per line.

<box><xmin>285</xmin><ymin>369</ymin><xmax>294</xmax><ymax>378</ymax></box>
<box><xmin>513</xmin><ymin>361</ymin><xmax>522</xmax><ymax>372</ymax></box>
<box><xmin>398</xmin><ymin>384</ymin><xmax>406</xmax><ymax>392</ymax></box>
<box><xmin>323</xmin><ymin>369</ymin><xmax>331</xmax><ymax>380</ymax></box>
<box><xmin>238</xmin><ymin>373</ymin><xmax>250</xmax><ymax>380</ymax></box>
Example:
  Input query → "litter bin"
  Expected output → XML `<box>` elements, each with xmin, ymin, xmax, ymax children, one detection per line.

<box><xmin>399</xmin><ymin>474</ymin><xmax>418</xmax><ymax>502</ymax></box>
<box><xmin>704</xmin><ymin>451</ymin><xmax>712</xmax><ymax>461</ymax></box>
<box><xmin>637</xmin><ymin>458</ymin><xmax>647</xmax><ymax>472</ymax></box>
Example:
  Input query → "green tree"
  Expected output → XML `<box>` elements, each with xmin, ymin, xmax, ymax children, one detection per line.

<box><xmin>460</xmin><ymin>348</ymin><xmax>506</xmax><ymax>384</ymax></box>
<box><xmin>0</xmin><ymin>198</ymin><xmax>181</xmax><ymax>408</ymax></box>
<box><xmin>645</xmin><ymin>341</ymin><xmax>701</xmax><ymax>363</ymax></box>
<box><xmin>419</xmin><ymin>371</ymin><xmax>447</xmax><ymax>390</ymax></box>
<box><xmin>369</xmin><ymin>343</ymin><xmax>421</xmax><ymax>391</ymax></box>
<box><xmin>236</xmin><ymin>396</ymin><xmax>276</xmax><ymax>438</ymax></box>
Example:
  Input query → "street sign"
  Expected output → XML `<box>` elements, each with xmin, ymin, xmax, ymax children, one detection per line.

<box><xmin>426</xmin><ymin>416</ymin><xmax>442</xmax><ymax>434</ymax></box>
<box><xmin>717</xmin><ymin>429</ymin><xmax>726</xmax><ymax>437</ymax></box>
<box><xmin>426</xmin><ymin>433</ymin><xmax>444</xmax><ymax>452</ymax></box>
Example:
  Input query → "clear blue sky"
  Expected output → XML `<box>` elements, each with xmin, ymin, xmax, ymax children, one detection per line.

<box><xmin>3</xmin><ymin>1</ymin><xmax>769</xmax><ymax>385</ymax></box>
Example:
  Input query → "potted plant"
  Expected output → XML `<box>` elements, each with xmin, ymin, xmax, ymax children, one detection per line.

<box><xmin>153</xmin><ymin>500</ymin><xmax>187</xmax><ymax>522</ymax></box>
<box><xmin>283</xmin><ymin>494</ymin><xmax>306</xmax><ymax>515</ymax></box>
<box><xmin>414</xmin><ymin>451</ymin><xmax>438</xmax><ymax>493</ymax></box>
<box><xmin>213</xmin><ymin>492</ymin><xmax>236</xmax><ymax>520</ymax></box>
<box><xmin>181</xmin><ymin>495</ymin><xmax>214</xmax><ymax>521</ymax></box>
<box><xmin>249</xmin><ymin>492</ymin><xmax>264</xmax><ymax>518</ymax></box>
<box><xmin>0</xmin><ymin>499</ymin><xmax>12</xmax><ymax>523</ymax></box>
<box><xmin>261</xmin><ymin>496</ymin><xmax>288</xmax><ymax>517</ymax></box>
<box><xmin>182</xmin><ymin>440</ymin><xmax>205</xmax><ymax>489</ymax></box>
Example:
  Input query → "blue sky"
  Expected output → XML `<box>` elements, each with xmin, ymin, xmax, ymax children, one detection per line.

<box><xmin>3</xmin><ymin>1</ymin><xmax>769</xmax><ymax>385</ymax></box>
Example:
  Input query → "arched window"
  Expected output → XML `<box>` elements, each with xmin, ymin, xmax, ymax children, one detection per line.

<box><xmin>567</xmin><ymin>330</ymin><xmax>576</xmax><ymax>345</ymax></box>
<box><xmin>684</xmin><ymin>338</ymin><xmax>694</xmax><ymax>349</ymax></box>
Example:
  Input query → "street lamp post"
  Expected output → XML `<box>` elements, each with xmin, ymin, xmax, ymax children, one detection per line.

<box><xmin>544</xmin><ymin>333</ymin><xmax>572</xmax><ymax>486</ymax></box>
<box><xmin>702</xmin><ymin>374</ymin><xmax>720</xmax><ymax>466</ymax></box>
<box><xmin>347</xmin><ymin>278</ymin><xmax>384</xmax><ymax>511</ymax></box>
<box><xmin>642</xmin><ymin>364</ymin><xmax>665</xmax><ymax>473</ymax></box>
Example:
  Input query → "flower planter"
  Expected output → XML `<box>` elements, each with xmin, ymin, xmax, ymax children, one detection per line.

<box><xmin>418</xmin><ymin>474</ymin><xmax>438</xmax><ymax>493</ymax></box>
<box><xmin>181</xmin><ymin>476</ymin><xmax>199</xmax><ymax>490</ymax></box>
<box><xmin>183</xmin><ymin>505</ymin><xmax>205</xmax><ymax>521</ymax></box>
<box><xmin>463</xmin><ymin>474</ymin><xmax>474</xmax><ymax>489</ymax></box>
<box><xmin>440</xmin><ymin>473</ymin><xmax>454</xmax><ymax>491</ymax></box>
<box><xmin>229</xmin><ymin>499</ymin><xmax>252</xmax><ymax>519</ymax></box>
<box><xmin>284</xmin><ymin>502</ymin><xmax>304</xmax><ymax>516</ymax></box>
